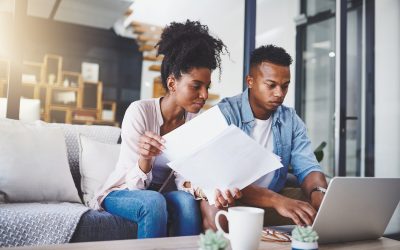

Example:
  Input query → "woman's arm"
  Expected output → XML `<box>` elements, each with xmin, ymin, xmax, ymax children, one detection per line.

<box><xmin>118</xmin><ymin>102</ymin><xmax>163</xmax><ymax>189</ymax></box>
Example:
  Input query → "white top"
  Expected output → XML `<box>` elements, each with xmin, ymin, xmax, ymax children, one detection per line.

<box><xmin>250</xmin><ymin>117</ymin><xmax>275</xmax><ymax>188</ymax></box>
<box><xmin>90</xmin><ymin>98</ymin><xmax>196</xmax><ymax>210</ymax></box>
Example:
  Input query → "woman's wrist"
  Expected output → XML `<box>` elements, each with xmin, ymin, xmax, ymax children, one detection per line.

<box><xmin>138</xmin><ymin>157</ymin><xmax>152</xmax><ymax>173</ymax></box>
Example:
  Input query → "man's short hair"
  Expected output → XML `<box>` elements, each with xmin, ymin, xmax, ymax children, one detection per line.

<box><xmin>250</xmin><ymin>45</ymin><xmax>293</xmax><ymax>68</ymax></box>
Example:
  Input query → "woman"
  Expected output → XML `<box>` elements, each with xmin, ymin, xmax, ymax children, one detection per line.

<box><xmin>91</xmin><ymin>20</ymin><xmax>236</xmax><ymax>238</ymax></box>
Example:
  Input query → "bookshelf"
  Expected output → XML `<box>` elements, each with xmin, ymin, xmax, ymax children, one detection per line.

<box><xmin>0</xmin><ymin>55</ymin><xmax>118</xmax><ymax>126</ymax></box>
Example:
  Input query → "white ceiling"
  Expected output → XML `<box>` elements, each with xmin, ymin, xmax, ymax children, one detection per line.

<box><xmin>0</xmin><ymin>0</ymin><xmax>133</xmax><ymax>29</ymax></box>
<box><xmin>127</xmin><ymin>0</ymin><xmax>243</xmax><ymax>29</ymax></box>
<box><xmin>54</xmin><ymin>0</ymin><xmax>132</xmax><ymax>29</ymax></box>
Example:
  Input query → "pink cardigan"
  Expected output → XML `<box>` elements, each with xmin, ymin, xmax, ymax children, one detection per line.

<box><xmin>90</xmin><ymin>98</ymin><xmax>196</xmax><ymax>210</ymax></box>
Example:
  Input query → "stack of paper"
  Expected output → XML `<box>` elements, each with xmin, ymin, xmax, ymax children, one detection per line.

<box><xmin>162</xmin><ymin>106</ymin><xmax>283</xmax><ymax>204</ymax></box>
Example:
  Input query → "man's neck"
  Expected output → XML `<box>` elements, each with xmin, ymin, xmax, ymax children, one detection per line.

<box><xmin>248</xmin><ymin>93</ymin><xmax>273</xmax><ymax>120</ymax></box>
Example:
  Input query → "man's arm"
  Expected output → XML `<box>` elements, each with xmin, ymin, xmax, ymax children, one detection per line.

<box><xmin>290</xmin><ymin>110</ymin><xmax>328</xmax><ymax>210</ymax></box>
<box><xmin>300</xmin><ymin>171</ymin><xmax>328</xmax><ymax>210</ymax></box>
<box><xmin>241</xmin><ymin>184</ymin><xmax>317</xmax><ymax>225</ymax></box>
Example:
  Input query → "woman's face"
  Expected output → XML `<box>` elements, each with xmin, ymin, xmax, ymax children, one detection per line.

<box><xmin>170</xmin><ymin>67</ymin><xmax>211</xmax><ymax>113</ymax></box>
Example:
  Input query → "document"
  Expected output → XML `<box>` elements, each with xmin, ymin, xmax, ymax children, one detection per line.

<box><xmin>163</xmin><ymin>106</ymin><xmax>229</xmax><ymax>161</ymax></box>
<box><xmin>163</xmin><ymin>106</ymin><xmax>283</xmax><ymax>204</ymax></box>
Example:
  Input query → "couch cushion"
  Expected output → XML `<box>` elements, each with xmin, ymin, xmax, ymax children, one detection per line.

<box><xmin>70</xmin><ymin>209</ymin><xmax>137</xmax><ymax>242</ymax></box>
<box><xmin>0</xmin><ymin>203</ymin><xmax>88</xmax><ymax>247</ymax></box>
<box><xmin>47</xmin><ymin>123</ymin><xmax>121</xmax><ymax>198</ymax></box>
<box><xmin>79</xmin><ymin>135</ymin><xmax>121</xmax><ymax>206</ymax></box>
<box><xmin>0</xmin><ymin>119</ymin><xmax>80</xmax><ymax>203</ymax></box>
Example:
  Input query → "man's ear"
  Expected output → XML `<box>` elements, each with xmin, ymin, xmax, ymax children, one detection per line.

<box><xmin>246</xmin><ymin>75</ymin><xmax>253</xmax><ymax>88</ymax></box>
<box><xmin>167</xmin><ymin>75</ymin><xmax>176</xmax><ymax>92</ymax></box>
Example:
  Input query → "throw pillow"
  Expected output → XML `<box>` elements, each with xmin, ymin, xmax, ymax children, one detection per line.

<box><xmin>0</xmin><ymin>119</ymin><xmax>81</xmax><ymax>203</ymax></box>
<box><xmin>78</xmin><ymin>135</ymin><xmax>120</xmax><ymax>206</ymax></box>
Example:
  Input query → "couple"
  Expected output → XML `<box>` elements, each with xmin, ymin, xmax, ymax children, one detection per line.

<box><xmin>90</xmin><ymin>20</ymin><xmax>327</xmax><ymax>239</ymax></box>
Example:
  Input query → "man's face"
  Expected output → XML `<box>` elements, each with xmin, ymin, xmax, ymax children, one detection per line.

<box><xmin>247</xmin><ymin>61</ymin><xmax>290</xmax><ymax>119</ymax></box>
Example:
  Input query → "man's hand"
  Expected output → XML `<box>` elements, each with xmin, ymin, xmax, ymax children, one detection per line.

<box><xmin>214</xmin><ymin>188</ymin><xmax>242</xmax><ymax>209</ymax></box>
<box><xmin>274</xmin><ymin>196</ymin><xmax>317</xmax><ymax>226</ymax></box>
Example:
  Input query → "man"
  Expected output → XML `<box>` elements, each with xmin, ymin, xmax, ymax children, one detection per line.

<box><xmin>201</xmin><ymin>45</ymin><xmax>328</xmax><ymax>229</ymax></box>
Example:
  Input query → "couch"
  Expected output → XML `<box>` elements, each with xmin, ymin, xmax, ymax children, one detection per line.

<box><xmin>0</xmin><ymin>120</ymin><xmax>137</xmax><ymax>247</ymax></box>
<box><xmin>65</xmin><ymin>122</ymin><xmax>138</xmax><ymax>242</ymax></box>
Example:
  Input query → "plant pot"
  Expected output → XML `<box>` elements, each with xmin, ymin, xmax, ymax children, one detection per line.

<box><xmin>291</xmin><ymin>239</ymin><xmax>318</xmax><ymax>250</ymax></box>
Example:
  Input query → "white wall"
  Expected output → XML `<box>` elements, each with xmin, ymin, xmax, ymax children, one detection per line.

<box><xmin>256</xmin><ymin>0</ymin><xmax>299</xmax><ymax>108</ymax></box>
<box><xmin>375</xmin><ymin>0</ymin><xmax>400</xmax><ymax>235</ymax></box>
<box><xmin>131</xmin><ymin>0</ymin><xmax>244</xmax><ymax>101</ymax></box>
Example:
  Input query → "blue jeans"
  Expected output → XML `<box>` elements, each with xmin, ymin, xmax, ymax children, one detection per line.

<box><xmin>103</xmin><ymin>190</ymin><xmax>201</xmax><ymax>238</ymax></box>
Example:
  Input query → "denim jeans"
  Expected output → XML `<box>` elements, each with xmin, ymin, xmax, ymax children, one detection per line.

<box><xmin>103</xmin><ymin>189</ymin><xmax>201</xmax><ymax>238</ymax></box>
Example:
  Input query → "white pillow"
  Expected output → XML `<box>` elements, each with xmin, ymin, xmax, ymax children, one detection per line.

<box><xmin>78</xmin><ymin>135</ymin><xmax>120</xmax><ymax>206</ymax></box>
<box><xmin>0</xmin><ymin>119</ymin><xmax>81</xmax><ymax>203</ymax></box>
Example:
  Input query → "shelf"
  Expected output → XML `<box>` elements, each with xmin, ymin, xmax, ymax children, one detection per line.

<box><xmin>1</xmin><ymin>55</ymin><xmax>118</xmax><ymax>126</ymax></box>
<box><xmin>61</xmin><ymin>71</ymin><xmax>82</xmax><ymax>88</ymax></box>
<box><xmin>43</xmin><ymin>54</ymin><xmax>62</xmax><ymax>85</ymax></box>
<box><xmin>22</xmin><ymin>61</ymin><xmax>43</xmax><ymax>84</ymax></box>
<box><xmin>72</xmin><ymin>119</ymin><xmax>119</xmax><ymax>127</ymax></box>
<box><xmin>50</xmin><ymin>85</ymin><xmax>80</xmax><ymax>91</ymax></box>
<box><xmin>149</xmin><ymin>64</ymin><xmax>161</xmax><ymax>72</ymax></box>
<box><xmin>143</xmin><ymin>54</ymin><xmax>163</xmax><ymax>61</ymax></box>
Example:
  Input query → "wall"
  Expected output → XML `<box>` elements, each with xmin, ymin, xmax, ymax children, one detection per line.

<box><xmin>256</xmin><ymin>0</ymin><xmax>299</xmax><ymax>108</ymax></box>
<box><xmin>375</xmin><ymin>0</ymin><xmax>400</xmax><ymax>235</ymax></box>
<box><xmin>23</xmin><ymin>17</ymin><xmax>143</xmax><ymax>124</ymax></box>
<box><xmin>131</xmin><ymin>0</ymin><xmax>244</xmax><ymax>101</ymax></box>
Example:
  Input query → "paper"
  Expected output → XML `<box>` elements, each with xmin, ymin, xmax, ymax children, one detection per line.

<box><xmin>163</xmin><ymin>105</ymin><xmax>229</xmax><ymax>161</ymax></box>
<box><xmin>165</xmin><ymin>119</ymin><xmax>283</xmax><ymax>204</ymax></box>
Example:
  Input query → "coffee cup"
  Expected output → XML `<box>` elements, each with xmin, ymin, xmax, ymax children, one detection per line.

<box><xmin>215</xmin><ymin>206</ymin><xmax>264</xmax><ymax>250</ymax></box>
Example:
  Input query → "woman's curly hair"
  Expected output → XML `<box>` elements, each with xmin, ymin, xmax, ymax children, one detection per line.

<box><xmin>156</xmin><ymin>20</ymin><xmax>228</xmax><ymax>90</ymax></box>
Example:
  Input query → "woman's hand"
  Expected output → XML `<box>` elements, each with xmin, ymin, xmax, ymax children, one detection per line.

<box><xmin>137</xmin><ymin>131</ymin><xmax>165</xmax><ymax>173</ymax></box>
<box><xmin>214</xmin><ymin>188</ymin><xmax>242</xmax><ymax>209</ymax></box>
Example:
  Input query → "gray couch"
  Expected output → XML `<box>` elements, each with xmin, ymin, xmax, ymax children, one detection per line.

<box><xmin>0</xmin><ymin>122</ymin><xmax>137</xmax><ymax>246</ymax></box>
<box><xmin>58</xmin><ymin>123</ymin><xmax>138</xmax><ymax>242</ymax></box>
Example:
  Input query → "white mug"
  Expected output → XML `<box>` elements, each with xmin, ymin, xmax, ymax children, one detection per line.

<box><xmin>215</xmin><ymin>206</ymin><xmax>264</xmax><ymax>250</ymax></box>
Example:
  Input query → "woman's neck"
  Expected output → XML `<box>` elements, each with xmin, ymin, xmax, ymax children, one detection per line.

<box><xmin>160</xmin><ymin>95</ymin><xmax>186</xmax><ymax>125</ymax></box>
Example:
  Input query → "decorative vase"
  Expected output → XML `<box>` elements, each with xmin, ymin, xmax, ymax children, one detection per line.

<box><xmin>291</xmin><ymin>239</ymin><xmax>318</xmax><ymax>250</ymax></box>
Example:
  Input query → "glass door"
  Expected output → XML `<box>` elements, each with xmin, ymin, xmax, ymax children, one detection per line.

<box><xmin>296</xmin><ymin>0</ymin><xmax>364</xmax><ymax>177</ymax></box>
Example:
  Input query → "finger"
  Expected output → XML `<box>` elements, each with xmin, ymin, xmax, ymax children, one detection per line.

<box><xmin>146</xmin><ymin>138</ymin><xmax>165</xmax><ymax>151</ymax></box>
<box><xmin>233</xmin><ymin>188</ymin><xmax>242</xmax><ymax>199</ymax></box>
<box><xmin>139</xmin><ymin>143</ymin><xmax>161</xmax><ymax>159</ymax></box>
<box><xmin>217</xmin><ymin>195</ymin><xmax>228</xmax><ymax>207</ymax></box>
<box><xmin>214</xmin><ymin>197</ymin><xmax>223</xmax><ymax>209</ymax></box>
<box><xmin>140</xmin><ymin>142</ymin><xmax>160</xmax><ymax>155</ymax></box>
<box><xmin>300</xmin><ymin>202</ymin><xmax>317</xmax><ymax>220</ymax></box>
<box><xmin>296</xmin><ymin>209</ymin><xmax>313</xmax><ymax>226</ymax></box>
<box><xmin>138</xmin><ymin>148</ymin><xmax>158</xmax><ymax>159</ymax></box>
<box><xmin>139</xmin><ymin>133</ymin><xmax>164</xmax><ymax>152</ymax></box>
<box><xmin>215</xmin><ymin>189</ymin><xmax>228</xmax><ymax>207</ymax></box>
<box><xmin>144</xmin><ymin>131</ymin><xmax>166</xmax><ymax>144</ymax></box>
<box><xmin>290</xmin><ymin>212</ymin><xmax>302</xmax><ymax>226</ymax></box>
<box><xmin>225</xmin><ymin>190</ymin><xmax>235</xmax><ymax>205</ymax></box>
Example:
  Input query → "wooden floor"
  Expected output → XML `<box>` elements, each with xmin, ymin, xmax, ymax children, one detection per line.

<box><xmin>7</xmin><ymin>236</ymin><xmax>400</xmax><ymax>250</ymax></box>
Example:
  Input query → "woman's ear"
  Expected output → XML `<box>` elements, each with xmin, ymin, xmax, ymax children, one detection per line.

<box><xmin>167</xmin><ymin>75</ymin><xmax>176</xmax><ymax>92</ymax></box>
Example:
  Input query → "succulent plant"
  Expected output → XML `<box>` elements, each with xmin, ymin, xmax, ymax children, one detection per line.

<box><xmin>198</xmin><ymin>229</ymin><xmax>228</xmax><ymax>250</ymax></box>
<box><xmin>291</xmin><ymin>226</ymin><xmax>319</xmax><ymax>243</ymax></box>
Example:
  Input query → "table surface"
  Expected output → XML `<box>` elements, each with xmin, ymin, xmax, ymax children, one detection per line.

<box><xmin>9</xmin><ymin>236</ymin><xmax>400</xmax><ymax>250</ymax></box>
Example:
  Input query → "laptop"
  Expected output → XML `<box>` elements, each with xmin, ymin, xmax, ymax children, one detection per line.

<box><xmin>312</xmin><ymin>177</ymin><xmax>400</xmax><ymax>243</ymax></box>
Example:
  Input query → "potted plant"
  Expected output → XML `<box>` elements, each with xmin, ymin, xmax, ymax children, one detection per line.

<box><xmin>199</xmin><ymin>229</ymin><xmax>228</xmax><ymax>250</ymax></box>
<box><xmin>291</xmin><ymin>226</ymin><xmax>319</xmax><ymax>250</ymax></box>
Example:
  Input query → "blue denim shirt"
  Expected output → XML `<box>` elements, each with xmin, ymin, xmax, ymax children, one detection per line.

<box><xmin>218</xmin><ymin>88</ymin><xmax>322</xmax><ymax>193</ymax></box>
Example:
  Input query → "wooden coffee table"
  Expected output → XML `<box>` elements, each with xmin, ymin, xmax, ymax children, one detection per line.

<box><xmin>8</xmin><ymin>236</ymin><xmax>400</xmax><ymax>250</ymax></box>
